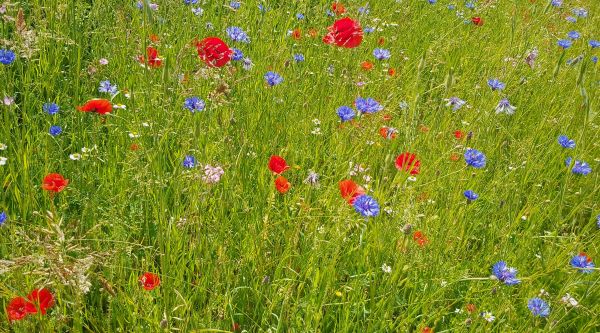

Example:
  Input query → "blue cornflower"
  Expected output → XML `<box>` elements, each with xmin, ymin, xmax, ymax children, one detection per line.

<box><xmin>589</xmin><ymin>40</ymin><xmax>600</xmax><ymax>48</ymax></box>
<box><xmin>49</xmin><ymin>125</ymin><xmax>62</xmax><ymax>137</ymax></box>
<box><xmin>492</xmin><ymin>261</ymin><xmax>521</xmax><ymax>285</ymax></box>
<box><xmin>558</xmin><ymin>39</ymin><xmax>573</xmax><ymax>49</ymax></box>
<box><xmin>551</xmin><ymin>0</ymin><xmax>562</xmax><ymax>7</ymax></box>
<box><xmin>565</xmin><ymin>157</ymin><xmax>591</xmax><ymax>175</ymax></box>
<box><xmin>465</xmin><ymin>1</ymin><xmax>476</xmax><ymax>9</ymax></box>
<box><xmin>296</xmin><ymin>13</ymin><xmax>305</xmax><ymax>20</ymax></box>
<box><xmin>528</xmin><ymin>298</ymin><xmax>550</xmax><ymax>317</ymax></box>
<box><xmin>226</xmin><ymin>26</ymin><xmax>250</xmax><ymax>43</ymax></box>
<box><xmin>183</xmin><ymin>155</ymin><xmax>196</xmax><ymax>168</ymax></box>
<box><xmin>596</xmin><ymin>214</ymin><xmax>600</xmax><ymax>229</ymax></box>
<box><xmin>364</xmin><ymin>27</ymin><xmax>375</xmax><ymax>34</ymax></box>
<box><xmin>229</xmin><ymin>1</ymin><xmax>241</xmax><ymax>9</ymax></box>
<box><xmin>0</xmin><ymin>211</ymin><xmax>6</xmax><ymax>226</ymax></box>
<box><xmin>565</xmin><ymin>16</ymin><xmax>577</xmax><ymax>23</ymax></box>
<box><xmin>428</xmin><ymin>0</ymin><xmax>436</xmax><ymax>4</ymax></box>
<box><xmin>136</xmin><ymin>1</ymin><xmax>143</xmax><ymax>9</ymax></box>
<box><xmin>355</xmin><ymin>97</ymin><xmax>383</xmax><ymax>114</ymax></box>
<box><xmin>358</xmin><ymin>5</ymin><xmax>370</xmax><ymax>15</ymax></box>
<box><xmin>232</xmin><ymin>48</ymin><xmax>244</xmax><ymax>61</ymax></box>
<box><xmin>495</xmin><ymin>98</ymin><xmax>516</xmax><ymax>115</ymax></box>
<box><xmin>568</xmin><ymin>31</ymin><xmax>580</xmax><ymax>40</ymax></box>
<box><xmin>464</xmin><ymin>190</ymin><xmax>479</xmax><ymax>201</ymax></box>
<box><xmin>487</xmin><ymin>78</ymin><xmax>506</xmax><ymax>91</ymax></box>
<box><xmin>0</xmin><ymin>49</ymin><xmax>16</xmax><ymax>65</ymax></box>
<box><xmin>183</xmin><ymin>96</ymin><xmax>206</xmax><ymax>113</ymax></box>
<box><xmin>445</xmin><ymin>97</ymin><xmax>466</xmax><ymax>111</ymax></box>
<box><xmin>264</xmin><ymin>71</ymin><xmax>283</xmax><ymax>86</ymax></box>
<box><xmin>447</xmin><ymin>4</ymin><xmax>455</xmax><ymax>10</ymax></box>
<box><xmin>337</xmin><ymin>106</ymin><xmax>355</xmax><ymax>122</ymax></box>
<box><xmin>464</xmin><ymin>148</ymin><xmax>486</xmax><ymax>168</ymax></box>
<box><xmin>572</xmin><ymin>7</ymin><xmax>587</xmax><ymax>18</ymax></box>
<box><xmin>570</xmin><ymin>254</ymin><xmax>595</xmax><ymax>273</ymax></box>
<box><xmin>293</xmin><ymin>54</ymin><xmax>305</xmax><ymax>62</ymax></box>
<box><xmin>184</xmin><ymin>0</ymin><xmax>198</xmax><ymax>4</ymax></box>
<box><xmin>353</xmin><ymin>195</ymin><xmax>380</xmax><ymax>217</ymax></box>
<box><xmin>98</xmin><ymin>80</ymin><xmax>118</xmax><ymax>96</ymax></box>
<box><xmin>43</xmin><ymin>103</ymin><xmax>60</xmax><ymax>115</ymax></box>
<box><xmin>593</xmin><ymin>56</ymin><xmax>598</xmax><ymax>64</ymax></box>
<box><xmin>191</xmin><ymin>7</ymin><xmax>203</xmax><ymax>16</ymax></box>
<box><xmin>557</xmin><ymin>135</ymin><xmax>575</xmax><ymax>148</ymax></box>
<box><xmin>373</xmin><ymin>48</ymin><xmax>391</xmax><ymax>60</ymax></box>
<box><xmin>242</xmin><ymin>57</ymin><xmax>253</xmax><ymax>70</ymax></box>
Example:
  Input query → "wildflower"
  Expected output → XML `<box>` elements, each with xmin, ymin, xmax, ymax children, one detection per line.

<box><xmin>303</xmin><ymin>170</ymin><xmax>319</xmax><ymax>186</ymax></box>
<box><xmin>565</xmin><ymin>157</ymin><xmax>591</xmax><ymax>175</ymax></box>
<box><xmin>528</xmin><ymin>298</ymin><xmax>550</xmax><ymax>317</ymax></box>
<box><xmin>565</xmin><ymin>16</ymin><xmax>576</xmax><ymax>23</ymax></box>
<box><xmin>492</xmin><ymin>261</ymin><xmax>520</xmax><ymax>285</ymax></box>
<box><xmin>353</xmin><ymin>195</ymin><xmax>380</xmax><ymax>217</ymax></box>
<box><xmin>183</xmin><ymin>96</ymin><xmax>206</xmax><ymax>113</ymax></box>
<box><xmin>78</xmin><ymin>99</ymin><xmax>113</xmax><ymax>115</ymax></box>
<box><xmin>242</xmin><ymin>57</ymin><xmax>253</xmax><ymax>70</ymax></box>
<box><xmin>355</xmin><ymin>97</ymin><xmax>383</xmax><ymax>114</ymax></box>
<box><xmin>464</xmin><ymin>190</ymin><xmax>479</xmax><ymax>201</ymax></box>
<box><xmin>331</xmin><ymin>2</ymin><xmax>346</xmax><ymax>15</ymax></box>
<box><xmin>140</xmin><ymin>46</ymin><xmax>163</xmax><ymax>68</ymax></box>
<box><xmin>487</xmin><ymin>78</ymin><xmax>505</xmax><ymax>91</ymax></box>
<box><xmin>471</xmin><ymin>17</ymin><xmax>483</xmax><ymax>26</ymax></box>
<box><xmin>454</xmin><ymin>130</ymin><xmax>465</xmax><ymax>139</ymax></box>
<box><xmin>275</xmin><ymin>176</ymin><xmax>291</xmax><ymax>194</ymax></box>
<box><xmin>268</xmin><ymin>155</ymin><xmax>289</xmax><ymax>174</ymax></box>
<box><xmin>339</xmin><ymin>179</ymin><xmax>365</xmax><ymax>205</ymax></box>
<box><xmin>481</xmin><ymin>311</ymin><xmax>495</xmax><ymax>322</ymax></box>
<box><xmin>464</xmin><ymin>148</ymin><xmax>486</xmax><ymax>168</ymax></box>
<box><xmin>388</xmin><ymin>68</ymin><xmax>396</xmax><ymax>76</ymax></box>
<box><xmin>264</xmin><ymin>71</ymin><xmax>283</xmax><ymax>86</ymax></box>
<box><xmin>290</xmin><ymin>28</ymin><xmax>302</xmax><ymax>40</ymax></box>
<box><xmin>202</xmin><ymin>165</ymin><xmax>224</xmax><ymax>184</ymax></box>
<box><xmin>323</xmin><ymin>17</ymin><xmax>363</xmax><ymax>48</ymax></box>
<box><xmin>361</xmin><ymin>61</ymin><xmax>374</xmax><ymax>70</ymax></box>
<box><xmin>3</xmin><ymin>96</ymin><xmax>14</xmax><ymax>106</ymax></box>
<box><xmin>192</xmin><ymin>7</ymin><xmax>204</xmax><ymax>15</ymax></box>
<box><xmin>379</xmin><ymin>126</ymin><xmax>398</xmax><ymax>139</ymax></box>
<box><xmin>558</xmin><ymin>39</ymin><xmax>573</xmax><ymax>49</ymax></box>
<box><xmin>43</xmin><ymin>102</ymin><xmax>60</xmax><ymax>115</ymax></box>
<box><xmin>395</xmin><ymin>152</ymin><xmax>421</xmax><ymax>175</ymax></box>
<box><xmin>336</xmin><ymin>106</ymin><xmax>355</xmax><ymax>122</ymax></box>
<box><xmin>27</xmin><ymin>289</ymin><xmax>54</xmax><ymax>315</ymax></box>
<box><xmin>560</xmin><ymin>294</ymin><xmax>578</xmax><ymax>307</ymax></box>
<box><xmin>570</xmin><ymin>253</ymin><xmax>595</xmax><ymax>273</ymax></box>
<box><xmin>113</xmin><ymin>103</ymin><xmax>126</xmax><ymax>110</ymax></box>
<box><xmin>226</xmin><ymin>26</ymin><xmax>250</xmax><ymax>43</ymax></box>
<box><xmin>551</xmin><ymin>0</ymin><xmax>562</xmax><ymax>7</ymax></box>
<box><xmin>99</xmin><ymin>58</ymin><xmax>109</xmax><ymax>65</ymax></box>
<box><xmin>567</xmin><ymin>31</ymin><xmax>580</xmax><ymax>40</ymax></box>
<box><xmin>293</xmin><ymin>54</ymin><xmax>305</xmax><ymax>62</ymax></box>
<box><xmin>381</xmin><ymin>263</ymin><xmax>392</xmax><ymax>274</ymax></box>
<box><xmin>0</xmin><ymin>156</ymin><xmax>6</xmax><ymax>166</ymax></box>
<box><xmin>232</xmin><ymin>48</ymin><xmax>243</xmax><ymax>61</ymax></box>
<box><xmin>184</xmin><ymin>0</ymin><xmax>198</xmax><ymax>4</ymax></box>
<box><xmin>229</xmin><ymin>0</ymin><xmax>240</xmax><ymax>9</ymax></box>
<box><xmin>413</xmin><ymin>231</ymin><xmax>429</xmax><ymax>247</ymax></box>
<box><xmin>6</xmin><ymin>297</ymin><xmax>36</xmax><ymax>321</ymax></box>
<box><xmin>296</xmin><ymin>13</ymin><xmax>304</xmax><ymax>20</ymax></box>
<box><xmin>0</xmin><ymin>49</ymin><xmax>16</xmax><ymax>65</ymax></box>
<box><xmin>0</xmin><ymin>211</ymin><xmax>6</xmax><ymax>226</ymax></box>
<box><xmin>495</xmin><ymin>98</ymin><xmax>516</xmax><ymax>115</ymax></box>
<box><xmin>139</xmin><ymin>272</ymin><xmax>160</xmax><ymax>290</ymax></box>
<box><xmin>49</xmin><ymin>125</ymin><xmax>62</xmax><ymax>137</ymax></box>
<box><xmin>525</xmin><ymin>48</ymin><xmax>539</xmax><ymax>68</ymax></box>
<box><xmin>373</xmin><ymin>48</ymin><xmax>391</xmax><ymax>60</ymax></box>
<box><xmin>183</xmin><ymin>155</ymin><xmax>196</xmax><ymax>168</ymax></box>
<box><xmin>42</xmin><ymin>173</ymin><xmax>69</xmax><ymax>193</ymax></box>
<box><xmin>196</xmin><ymin>37</ymin><xmax>233</xmax><ymax>68</ymax></box>
<box><xmin>445</xmin><ymin>97</ymin><xmax>466</xmax><ymax>111</ymax></box>
<box><xmin>557</xmin><ymin>135</ymin><xmax>575</xmax><ymax>148</ymax></box>
<box><xmin>69</xmin><ymin>153</ymin><xmax>82</xmax><ymax>160</ymax></box>
<box><xmin>571</xmin><ymin>7</ymin><xmax>587</xmax><ymax>18</ymax></box>
<box><xmin>0</xmin><ymin>143</ymin><xmax>6</xmax><ymax>150</ymax></box>
<box><xmin>98</xmin><ymin>80</ymin><xmax>118</xmax><ymax>96</ymax></box>
<box><xmin>597</xmin><ymin>214</ymin><xmax>600</xmax><ymax>229</ymax></box>
<box><xmin>592</xmin><ymin>56</ymin><xmax>598</xmax><ymax>64</ymax></box>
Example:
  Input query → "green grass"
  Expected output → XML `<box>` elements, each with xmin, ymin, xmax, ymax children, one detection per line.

<box><xmin>1</xmin><ymin>0</ymin><xmax>599</xmax><ymax>332</ymax></box>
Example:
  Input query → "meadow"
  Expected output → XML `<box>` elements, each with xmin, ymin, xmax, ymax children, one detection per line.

<box><xmin>0</xmin><ymin>0</ymin><xmax>599</xmax><ymax>332</ymax></box>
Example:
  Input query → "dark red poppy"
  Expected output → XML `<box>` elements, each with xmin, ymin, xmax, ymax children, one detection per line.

<box><xmin>388</xmin><ymin>68</ymin><xmax>396</xmax><ymax>76</ymax></box>
<box><xmin>291</xmin><ymin>28</ymin><xmax>302</xmax><ymax>40</ymax></box>
<box><xmin>395</xmin><ymin>152</ymin><xmax>421</xmax><ymax>175</ymax></box>
<box><xmin>139</xmin><ymin>272</ymin><xmax>160</xmax><ymax>291</ymax></box>
<box><xmin>471</xmin><ymin>17</ymin><xmax>483</xmax><ymax>26</ymax></box>
<box><xmin>6</xmin><ymin>297</ymin><xmax>36</xmax><ymax>321</ymax></box>
<box><xmin>196</xmin><ymin>37</ymin><xmax>233</xmax><ymax>68</ymax></box>
<box><xmin>77</xmin><ymin>98</ymin><xmax>113</xmax><ymax>115</ymax></box>
<box><xmin>42</xmin><ymin>173</ymin><xmax>69</xmax><ymax>193</ymax></box>
<box><xmin>378</xmin><ymin>37</ymin><xmax>385</xmax><ymax>46</ymax></box>
<box><xmin>268</xmin><ymin>155</ymin><xmax>289</xmax><ymax>174</ymax></box>
<box><xmin>146</xmin><ymin>46</ymin><xmax>163</xmax><ymax>68</ymax></box>
<box><xmin>323</xmin><ymin>17</ymin><xmax>363</xmax><ymax>48</ymax></box>
<box><xmin>339</xmin><ymin>179</ymin><xmax>365</xmax><ymax>205</ymax></box>
<box><xmin>331</xmin><ymin>2</ymin><xmax>346</xmax><ymax>15</ymax></box>
<box><xmin>27</xmin><ymin>288</ymin><xmax>54</xmax><ymax>315</ymax></box>
<box><xmin>275</xmin><ymin>176</ymin><xmax>291</xmax><ymax>194</ymax></box>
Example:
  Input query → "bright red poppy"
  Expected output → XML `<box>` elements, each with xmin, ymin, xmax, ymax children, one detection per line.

<box><xmin>472</xmin><ymin>17</ymin><xmax>483</xmax><ymax>26</ymax></box>
<box><xmin>453</xmin><ymin>130</ymin><xmax>465</xmax><ymax>139</ymax></box>
<box><xmin>413</xmin><ymin>231</ymin><xmax>429</xmax><ymax>247</ymax></box>
<box><xmin>291</xmin><ymin>28</ymin><xmax>302</xmax><ymax>40</ymax></box>
<box><xmin>361</xmin><ymin>61</ymin><xmax>373</xmax><ymax>71</ymax></box>
<box><xmin>379</xmin><ymin>127</ymin><xmax>397</xmax><ymax>140</ymax></box>
<box><xmin>323</xmin><ymin>17</ymin><xmax>363</xmax><ymax>48</ymax></box>
<box><xmin>395</xmin><ymin>152</ymin><xmax>421</xmax><ymax>175</ymax></box>
<box><xmin>268</xmin><ymin>155</ymin><xmax>289</xmax><ymax>174</ymax></box>
<box><xmin>145</xmin><ymin>46</ymin><xmax>163</xmax><ymax>68</ymax></box>
<box><xmin>196</xmin><ymin>37</ymin><xmax>233</xmax><ymax>68</ymax></box>
<box><xmin>6</xmin><ymin>297</ymin><xmax>36</xmax><ymax>321</ymax></box>
<box><xmin>42</xmin><ymin>173</ymin><xmax>69</xmax><ymax>193</ymax></box>
<box><xmin>27</xmin><ymin>288</ymin><xmax>54</xmax><ymax>315</ymax></box>
<box><xmin>339</xmin><ymin>179</ymin><xmax>365</xmax><ymax>205</ymax></box>
<box><xmin>139</xmin><ymin>272</ymin><xmax>160</xmax><ymax>291</ymax></box>
<box><xmin>77</xmin><ymin>98</ymin><xmax>113</xmax><ymax>115</ymax></box>
<box><xmin>275</xmin><ymin>176</ymin><xmax>291</xmax><ymax>194</ymax></box>
<box><xmin>388</xmin><ymin>68</ymin><xmax>396</xmax><ymax>76</ymax></box>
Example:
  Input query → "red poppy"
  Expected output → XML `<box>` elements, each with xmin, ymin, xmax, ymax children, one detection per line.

<box><xmin>275</xmin><ymin>176</ymin><xmax>291</xmax><ymax>194</ymax></box>
<box><xmin>379</xmin><ymin>127</ymin><xmax>397</xmax><ymax>140</ymax></box>
<box><xmin>339</xmin><ymin>179</ymin><xmax>365</xmax><ymax>205</ymax></box>
<box><xmin>291</xmin><ymin>28</ymin><xmax>302</xmax><ymax>40</ymax></box>
<box><xmin>378</xmin><ymin>37</ymin><xmax>385</xmax><ymax>46</ymax></box>
<box><xmin>453</xmin><ymin>130</ymin><xmax>465</xmax><ymax>139</ymax></box>
<box><xmin>422</xmin><ymin>327</ymin><xmax>433</xmax><ymax>333</ymax></box>
<box><xmin>383</xmin><ymin>114</ymin><xmax>393</xmax><ymax>121</ymax></box>
<box><xmin>268</xmin><ymin>155</ymin><xmax>289</xmax><ymax>174</ymax></box>
<box><xmin>361</xmin><ymin>61</ymin><xmax>373</xmax><ymax>70</ymax></box>
<box><xmin>395</xmin><ymin>152</ymin><xmax>421</xmax><ymax>175</ymax></box>
<box><xmin>145</xmin><ymin>46</ymin><xmax>163</xmax><ymax>68</ymax></box>
<box><xmin>139</xmin><ymin>272</ymin><xmax>160</xmax><ymax>290</ymax></box>
<box><xmin>27</xmin><ymin>288</ymin><xmax>54</xmax><ymax>315</ymax></box>
<box><xmin>42</xmin><ymin>173</ymin><xmax>69</xmax><ymax>193</ymax></box>
<box><xmin>413</xmin><ymin>231</ymin><xmax>429</xmax><ymax>247</ymax></box>
<box><xmin>331</xmin><ymin>2</ymin><xmax>346</xmax><ymax>15</ymax></box>
<box><xmin>77</xmin><ymin>98</ymin><xmax>113</xmax><ymax>115</ymax></box>
<box><xmin>471</xmin><ymin>17</ymin><xmax>483</xmax><ymax>26</ymax></box>
<box><xmin>130</xmin><ymin>143</ymin><xmax>140</xmax><ymax>151</ymax></box>
<box><xmin>466</xmin><ymin>303</ymin><xmax>477</xmax><ymax>313</ymax></box>
<box><xmin>196</xmin><ymin>37</ymin><xmax>233</xmax><ymax>68</ymax></box>
<box><xmin>6</xmin><ymin>297</ymin><xmax>36</xmax><ymax>321</ymax></box>
<box><xmin>308</xmin><ymin>28</ymin><xmax>318</xmax><ymax>38</ymax></box>
<box><xmin>149</xmin><ymin>34</ymin><xmax>160</xmax><ymax>43</ymax></box>
<box><xmin>449</xmin><ymin>153</ymin><xmax>460</xmax><ymax>161</ymax></box>
<box><xmin>323</xmin><ymin>17</ymin><xmax>363</xmax><ymax>48</ymax></box>
<box><xmin>388</xmin><ymin>68</ymin><xmax>396</xmax><ymax>76</ymax></box>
